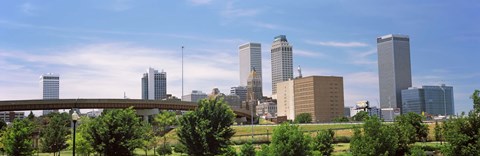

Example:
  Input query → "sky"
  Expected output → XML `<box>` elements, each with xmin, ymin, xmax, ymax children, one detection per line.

<box><xmin>0</xmin><ymin>0</ymin><xmax>479</xmax><ymax>114</ymax></box>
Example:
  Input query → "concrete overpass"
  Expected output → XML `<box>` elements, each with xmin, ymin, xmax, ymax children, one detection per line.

<box><xmin>0</xmin><ymin>99</ymin><xmax>252</xmax><ymax>119</ymax></box>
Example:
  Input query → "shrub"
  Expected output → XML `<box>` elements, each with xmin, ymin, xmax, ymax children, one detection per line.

<box><xmin>156</xmin><ymin>143</ymin><xmax>172</xmax><ymax>155</ymax></box>
<box><xmin>239</xmin><ymin>142</ymin><xmax>255</xmax><ymax>156</ymax></box>
<box><xmin>295</xmin><ymin>113</ymin><xmax>312</xmax><ymax>123</ymax></box>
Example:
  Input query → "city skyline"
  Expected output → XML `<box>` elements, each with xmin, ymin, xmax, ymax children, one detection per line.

<box><xmin>0</xmin><ymin>1</ymin><xmax>479</xmax><ymax>114</ymax></box>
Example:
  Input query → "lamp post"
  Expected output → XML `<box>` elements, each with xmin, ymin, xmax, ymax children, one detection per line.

<box><xmin>72</xmin><ymin>110</ymin><xmax>79</xmax><ymax>156</ymax></box>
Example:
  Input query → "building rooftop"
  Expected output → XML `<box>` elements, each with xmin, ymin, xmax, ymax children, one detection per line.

<box><xmin>378</xmin><ymin>34</ymin><xmax>409</xmax><ymax>39</ymax></box>
<box><xmin>274</xmin><ymin>35</ymin><xmax>288</xmax><ymax>42</ymax></box>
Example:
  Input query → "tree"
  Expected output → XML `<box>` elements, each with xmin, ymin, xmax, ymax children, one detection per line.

<box><xmin>140</xmin><ymin>123</ymin><xmax>155</xmax><ymax>156</ymax></box>
<box><xmin>67</xmin><ymin>116</ymin><xmax>94</xmax><ymax>156</ymax></box>
<box><xmin>333</xmin><ymin>116</ymin><xmax>349</xmax><ymax>122</ymax></box>
<box><xmin>86</xmin><ymin>107</ymin><xmax>146</xmax><ymax>155</ymax></box>
<box><xmin>350</xmin><ymin>116</ymin><xmax>398</xmax><ymax>156</ymax></box>
<box><xmin>154</xmin><ymin>110</ymin><xmax>177</xmax><ymax>155</ymax></box>
<box><xmin>177</xmin><ymin>98</ymin><xmax>236</xmax><ymax>156</ymax></box>
<box><xmin>395</xmin><ymin>112</ymin><xmax>429</xmax><ymax>143</ymax></box>
<box><xmin>434</xmin><ymin>121</ymin><xmax>443</xmax><ymax>144</ymax></box>
<box><xmin>295</xmin><ymin>113</ymin><xmax>312</xmax><ymax>123</ymax></box>
<box><xmin>256</xmin><ymin>144</ymin><xmax>270</xmax><ymax>156</ymax></box>
<box><xmin>239</xmin><ymin>141</ymin><xmax>255</xmax><ymax>156</ymax></box>
<box><xmin>41</xmin><ymin>113</ymin><xmax>69</xmax><ymax>155</ymax></box>
<box><xmin>352</xmin><ymin>111</ymin><xmax>369</xmax><ymax>121</ymax></box>
<box><xmin>441</xmin><ymin>90</ymin><xmax>480</xmax><ymax>156</ymax></box>
<box><xmin>2</xmin><ymin>119</ymin><xmax>35</xmax><ymax>156</ymax></box>
<box><xmin>0</xmin><ymin>120</ymin><xmax>6</xmax><ymax>130</ymax></box>
<box><xmin>311</xmin><ymin>129</ymin><xmax>334</xmax><ymax>156</ymax></box>
<box><xmin>269</xmin><ymin>123</ymin><xmax>311</xmax><ymax>156</ymax></box>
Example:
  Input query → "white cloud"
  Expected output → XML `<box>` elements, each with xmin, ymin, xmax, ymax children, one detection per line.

<box><xmin>305</xmin><ymin>40</ymin><xmax>369</xmax><ymax>47</ymax></box>
<box><xmin>294</xmin><ymin>49</ymin><xmax>327</xmax><ymax>58</ymax></box>
<box><xmin>349</xmin><ymin>49</ymin><xmax>377</xmax><ymax>65</ymax></box>
<box><xmin>221</xmin><ymin>2</ymin><xmax>260</xmax><ymax>18</ymax></box>
<box><xmin>0</xmin><ymin>43</ymin><xmax>240</xmax><ymax>100</ymax></box>
<box><xmin>20</xmin><ymin>2</ymin><xmax>36</xmax><ymax>15</ymax></box>
<box><xmin>189</xmin><ymin>0</ymin><xmax>213</xmax><ymax>5</ymax></box>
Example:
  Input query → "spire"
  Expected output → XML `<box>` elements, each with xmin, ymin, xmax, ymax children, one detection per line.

<box><xmin>297</xmin><ymin>65</ymin><xmax>302</xmax><ymax>78</ymax></box>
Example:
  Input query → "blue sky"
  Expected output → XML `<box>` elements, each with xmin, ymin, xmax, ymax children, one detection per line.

<box><xmin>0</xmin><ymin>0</ymin><xmax>479</xmax><ymax>114</ymax></box>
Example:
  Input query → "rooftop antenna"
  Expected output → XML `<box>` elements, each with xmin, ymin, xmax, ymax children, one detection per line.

<box><xmin>124</xmin><ymin>91</ymin><xmax>127</xmax><ymax>99</ymax></box>
<box><xmin>297</xmin><ymin>65</ymin><xmax>302</xmax><ymax>78</ymax></box>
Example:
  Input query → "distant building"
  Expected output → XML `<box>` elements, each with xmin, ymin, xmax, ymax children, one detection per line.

<box><xmin>350</xmin><ymin>107</ymin><xmax>381</xmax><ymax>117</ymax></box>
<box><xmin>182</xmin><ymin>90</ymin><xmax>208</xmax><ymax>103</ymax></box>
<box><xmin>277</xmin><ymin>80</ymin><xmax>295</xmax><ymax>120</ymax></box>
<box><xmin>277</xmin><ymin>76</ymin><xmax>344</xmax><ymax>122</ymax></box>
<box><xmin>141</xmin><ymin>68</ymin><xmax>167</xmax><ymax>100</ymax></box>
<box><xmin>256</xmin><ymin>101</ymin><xmax>277</xmax><ymax>118</ymax></box>
<box><xmin>0</xmin><ymin>111</ymin><xmax>25</xmax><ymax>122</ymax></box>
<box><xmin>401</xmin><ymin>84</ymin><xmax>454</xmax><ymax>116</ymax></box>
<box><xmin>247</xmin><ymin>69</ymin><xmax>263</xmax><ymax>101</ymax></box>
<box><xmin>230</xmin><ymin>86</ymin><xmax>247</xmax><ymax>102</ymax></box>
<box><xmin>271</xmin><ymin>35</ymin><xmax>293</xmax><ymax>94</ymax></box>
<box><xmin>344</xmin><ymin>107</ymin><xmax>351</xmax><ymax>117</ymax></box>
<box><xmin>40</xmin><ymin>73</ymin><xmax>59</xmax><ymax>115</ymax></box>
<box><xmin>208</xmin><ymin>88</ymin><xmax>241</xmax><ymax>109</ymax></box>
<box><xmin>377</xmin><ymin>34</ymin><xmax>412</xmax><ymax>119</ymax></box>
<box><xmin>239</xmin><ymin>42</ymin><xmax>262</xmax><ymax>90</ymax></box>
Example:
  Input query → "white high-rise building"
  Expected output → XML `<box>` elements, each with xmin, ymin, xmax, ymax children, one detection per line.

<box><xmin>239</xmin><ymin>43</ymin><xmax>262</xmax><ymax>88</ymax></box>
<box><xmin>141</xmin><ymin>68</ymin><xmax>167</xmax><ymax>100</ymax></box>
<box><xmin>40</xmin><ymin>73</ymin><xmax>59</xmax><ymax>115</ymax></box>
<box><xmin>271</xmin><ymin>35</ymin><xmax>293</xmax><ymax>94</ymax></box>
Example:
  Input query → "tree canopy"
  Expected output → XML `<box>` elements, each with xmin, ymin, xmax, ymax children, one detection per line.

<box><xmin>295</xmin><ymin>113</ymin><xmax>312</xmax><ymax>123</ymax></box>
<box><xmin>352</xmin><ymin>111</ymin><xmax>369</xmax><ymax>121</ymax></box>
<box><xmin>269</xmin><ymin>123</ymin><xmax>311</xmax><ymax>156</ymax></box>
<box><xmin>177</xmin><ymin>98</ymin><xmax>236</xmax><ymax>156</ymax></box>
<box><xmin>2</xmin><ymin>119</ymin><xmax>35</xmax><ymax>156</ymax></box>
<box><xmin>40</xmin><ymin>112</ymin><xmax>70</xmax><ymax>154</ymax></box>
<box><xmin>86</xmin><ymin>107</ymin><xmax>146</xmax><ymax>155</ymax></box>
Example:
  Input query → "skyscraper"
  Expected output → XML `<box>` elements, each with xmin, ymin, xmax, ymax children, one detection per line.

<box><xmin>182</xmin><ymin>90</ymin><xmax>208</xmax><ymax>103</ymax></box>
<box><xmin>271</xmin><ymin>35</ymin><xmax>293</xmax><ymax>94</ymax></box>
<box><xmin>377</xmin><ymin>34</ymin><xmax>412</xmax><ymax>115</ymax></box>
<box><xmin>247</xmin><ymin>68</ymin><xmax>263</xmax><ymax>101</ymax></box>
<box><xmin>40</xmin><ymin>73</ymin><xmax>59</xmax><ymax>115</ymax></box>
<box><xmin>141</xmin><ymin>68</ymin><xmax>167</xmax><ymax>100</ymax></box>
<box><xmin>402</xmin><ymin>84</ymin><xmax>454</xmax><ymax>116</ymax></box>
<box><xmin>239</xmin><ymin>43</ymin><xmax>262</xmax><ymax>87</ymax></box>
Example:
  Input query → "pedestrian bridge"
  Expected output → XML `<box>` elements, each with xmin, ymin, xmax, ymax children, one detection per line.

<box><xmin>0</xmin><ymin>99</ymin><xmax>252</xmax><ymax>119</ymax></box>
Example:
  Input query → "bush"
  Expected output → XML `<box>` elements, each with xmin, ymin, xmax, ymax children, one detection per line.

<box><xmin>256</xmin><ymin>144</ymin><xmax>270</xmax><ymax>156</ymax></box>
<box><xmin>350</xmin><ymin>116</ymin><xmax>398</xmax><ymax>156</ymax></box>
<box><xmin>295</xmin><ymin>113</ymin><xmax>312</xmax><ymax>123</ymax></box>
<box><xmin>409</xmin><ymin>146</ymin><xmax>426</xmax><ymax>156</ymax></box>
<box><xmin>311</xmin><ymin>129</ymin><xmax>334</xmax><ymax>156</ymax></box>
<box><xmin>221</xmin><ymin>146</ymin><xmax>237</xmax><ymax>156</ymax></box>
<box><xmin>334</xmin><ymin>136</ymin><xmax>351</xmax><ymax>143</ymax></box>
<box><xmin>156</xmin><ymin>143</ymin><xmax>172</xmax><ymax>155</ymax></box>
<box><xmin>173</xmin><ymin>143</ymin><xmax>187</xmax><ymax>154</ymax></box>
<box><xmin>270</xmin><ymin>123</ymin><xmax>311</xmax><ymax>156</ymax></box>
<box><xmin>239</xmin><ymin>142</ymin><xmax>255</xmax><ymax>156</ymax></box>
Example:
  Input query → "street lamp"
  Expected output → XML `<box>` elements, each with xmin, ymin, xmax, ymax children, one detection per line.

<box><xmin>72</xmin><ymin>110</ymin><xmax>80</xmax><ymax>156</ymax></box>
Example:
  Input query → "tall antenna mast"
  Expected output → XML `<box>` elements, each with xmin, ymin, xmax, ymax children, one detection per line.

<box><xmin>182</xmin><ymin>46</ymin><xmax>184</xmax><ymax>99</ymax></box>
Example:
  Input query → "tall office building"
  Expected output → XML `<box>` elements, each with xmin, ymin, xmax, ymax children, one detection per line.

<box><xmin>239</xmin><ymin>43</ymin><xmax>262</xmax><ymax>88</ymax></box>
<box><xmin>246</xmin><ymin>69</ymin><xmax>263</xmax><ymax>101</ymax></box>
<box><xmin>40</xmin><ymin>73</ymin><xmax>59</xmax><ymax>115</ymax></box>
<box><xmin>377</xmin><ymin>34</ymin><xmax>412</xmax><ymax>116</ymax></box>
<box><xmin>277</xmin><ymin>76</ymin><xmax>344</xmax><ymax>122</ymax></box>
<box><xmin>141</xmin><ymin>68</ymin><xmax>167</xmax><ymax>100</ymax></box>
<box><xmin>271</xmin><ymin>35</ymin><xmax>293</xmax><ymax>94</ymax></box>
<box><xmin>401</xmin><ymin>84</ymin><xmax>454</xmax><ymax>116</ymax></box>
<box><xmin>230</xmin><ymin>86</ymin><xmax>247</xmax><ymax>102</ymax></box>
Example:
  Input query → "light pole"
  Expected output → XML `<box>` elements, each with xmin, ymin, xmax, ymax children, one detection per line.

<box><xmin>439</xmin><ymin>85</ymin><xmax>447</xmax><ymax>117</ymax></box>
<box><xmin>71</xmin><ymin>110</ymin><xmax>79</xmax><ymax>156</ymax></box>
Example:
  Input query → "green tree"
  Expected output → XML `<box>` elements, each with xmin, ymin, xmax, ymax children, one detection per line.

<box><xmin>156</xmin><ymin>143</ymin><xmax>172</xmax><ymax>155</ymax></box>
<box><xmin>434</xmin><ymin>121</ymin><xmax>443</xmax><ymax>144</ymax></box>
<box><xmin>177</xmin><ymin>98</ymin><xmax>236</xmax><ymax>156</ymax></box>
<box><xmin>311</xmin><ymin>129</ymin><xmax>334</xmax><ymax>156</ymax></box>
<box><xmin>294</xmin><ymin>113</ymin><xmax>312</xmax><ymax>123</ymax></box>
<box><xmin>395</xmin><ymin>112</ymin><xmax>429</xmax><ymax>142</ymax></box>
<box><xmin>221</xmin><ymin>146</ymin><xmax>237</xmax><ymax>156</ymax></box>
<box><xmin>269</xmin><ymin>123</ymin><xmax>311</xmax><ymax>156</ymax></box>
<box><xmin>86</xmin><ymin>108</ymin><xmax>145</xmax><ymax>155</ymax></box>
<box><xmin>2</xmin><ymin>119</ymin><xmax>35</xmax><ymax>156</ymax></box>
<box><xmin>256</xmin><ymin>144</ymin><xmax>270</xmax><ymax>156</ymax></box>
<box><xmin>154</xmin><ymin>110</ymin><xmax>177</xmax><ymax>155</ymax></box>
<box><xmin>67</xmin><ymin>116</ymin><xmax>94</xmax><ymax>156</ymax></box>
<box><xmin>239</xmin><ymin>141</ymin><xmax>255</xmax><ymax>156</ymax></box>
<box><xmin>350</xmin><ymin>116</ymin><xmax>398</xmax><ymax>156</ymax></box>
<box><xmin>352</xmin><ymin>111</ymin><xmax>369</xmax><ymax>121</ymax></box>
<box><xmin>472</xmin><ymin>90</ymin><xmax>480</xmax><ymax>111</ymax></box>
<box><xmin>140</xmin><ymin>123</ymin><xmax>155</xmax><ymax>156</ymax></box>
<box><xmin>0</xmin><ymin>119</ymin><xmax>6</xmax><ymax>130</ymax></box>
<box><xmin>40</xmin><ymin>113</ymin><xmax>69</xmax><ymax>155</ymax></box>
<box><xmin>333</xmin><ymin>116</ymin><xmax>349</xmax><ymax>122</ymax></box>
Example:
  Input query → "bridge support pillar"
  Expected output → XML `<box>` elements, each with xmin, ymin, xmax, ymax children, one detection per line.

<box><xmin>136</xmin><ymin>109</ymin><xmax>159</xmax><ymax>122</ymax></box>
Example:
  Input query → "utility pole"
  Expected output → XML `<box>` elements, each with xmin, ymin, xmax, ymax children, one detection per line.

<box><xmin>182</xmin><ymin>46</ymin><xmax>184</xmax><ymax>99</ymax></box>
